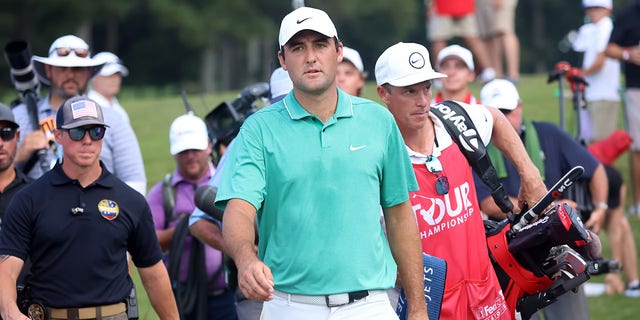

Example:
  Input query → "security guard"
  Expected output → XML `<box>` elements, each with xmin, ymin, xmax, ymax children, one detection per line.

<box><xmin>0</xmin><ymin>96</ymin><xmax>179</xmax><ymax>320</ymax></box>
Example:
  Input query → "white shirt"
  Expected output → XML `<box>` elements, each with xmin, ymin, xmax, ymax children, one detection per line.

<box><xmin>87</xmin><ymin>90</ymin><xmax>131</xmax><ymax>123</ymax></box>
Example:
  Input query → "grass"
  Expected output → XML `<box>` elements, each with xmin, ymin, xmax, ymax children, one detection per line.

<box><xmin>125</xmin><ymin>74</ymin><xmax>640</xmax><ymax>318</ymax></box>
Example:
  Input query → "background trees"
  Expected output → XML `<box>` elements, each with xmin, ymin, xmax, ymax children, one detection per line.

<box><xmin>0</xmin><ymin>0</ymin><xmax>635</xmax><ymax>98</ymax></box>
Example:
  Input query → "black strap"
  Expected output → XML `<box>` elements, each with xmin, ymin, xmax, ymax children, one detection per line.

<box><xmin>430</xmin><ymin>100</ymin><xmax>513</xmax><ymax>214</ymax></box>
<box><xmin>162</xmin><ymin>173</ymin><xmax>177</xmax><ymax>229</ymax></box>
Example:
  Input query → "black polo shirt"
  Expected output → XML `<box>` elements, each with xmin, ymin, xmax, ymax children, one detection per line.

<box><xmin>0</xmin><ymin>168</ymin><xmax>31</xmax><ymax>223</ymax></box>
<box><xmin>0</xmin><ymin>162</ymin><xmax>163</xmax><ymax>308</ymax></box>
<box><xmin>609</xmin><ymin>2</ymin><xmax>640</xmax><ymax>88</ymax></box>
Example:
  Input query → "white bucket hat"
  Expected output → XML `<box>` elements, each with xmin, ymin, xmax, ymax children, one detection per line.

<box><xmin>93</xmin><ymin>52</ymin><xmax>129</xmax><ymax>77</ymax></box>
<box><xmin>32</xmin><ymin>35</ymin><xmax>103</xmax><ymax>86</ymax></box>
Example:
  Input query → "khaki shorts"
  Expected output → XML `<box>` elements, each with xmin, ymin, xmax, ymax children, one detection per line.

<box><xmin>476</xmin><ymin>0</ymin><xmax>518</xmax><ymax>38</ymax></box>
<box><xmin>587</xmin><ymin>100</ymin><xmax>620</xmax><ymax>141</ymax></box>
<box><xmin>428</xmin><ymin>14</ymin><xmax>479</xmax><ymax>41</ymax></box>
<box><xmin>625</xmin><ymin>89</ymin><xmax>640</xmax><ymax>150</ymax></box>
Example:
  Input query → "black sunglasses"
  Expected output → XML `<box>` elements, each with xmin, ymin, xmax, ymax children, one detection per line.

<box><xmin>66</xmin><ymin>126</ymin><xmax>106</xmax><ymax>141</ymax></box>
<box><xmin>0</xmin><ymin>127</ymin><xmax>17</xmax><ymax>141</ymax></box>
<box><xmin>425</xmin><ymin>155</ymin><xmax>449</xmax><ymax>195</ymax></box>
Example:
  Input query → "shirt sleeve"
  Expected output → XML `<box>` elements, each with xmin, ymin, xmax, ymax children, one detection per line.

<box><xmin>146</xmin><ymin>182</ymin><xmax>166</xmax><ymax>230</ymax></box>
<box><xmin>101</xmin><ymin>108</ymin><xmax>147</xmax><ymax>195</ymax></box>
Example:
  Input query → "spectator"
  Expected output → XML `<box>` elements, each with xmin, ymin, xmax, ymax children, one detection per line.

<box><xmin>433</xmin><ymin>44</ymin><xmax>479</xmax><ymax>104</ymax></box>
<box><xmin>88</xmin><ymin>51</ymin><xmax>131</xmax><ymax>123</ymax></box>
<box><xmin>269</xmin><ymin>67</ymin><xmax>293</xmax><ymax>104</ymax></box>
<box><xmin>147</xmin><ymin>113</ymin><xmax>236</xmax><ymax>319</ymax></box>
<box><xmin>336</xmin><ymin>46</ymin><xmax>367</xmax><ymax>96</ymax></box>
<box><xmin>0</xmin><ymin>103</ymin><xmax>30</xmax><ymax>221</ymax></box>
<box><xmin>572</xmin><ymin>0</ymin><xmax>620</xmax><ymax>143</ymax></box>
<box><xmin>605</xmin><ymin>0</ymin><xmax>640</xmax><ymax>215</ymax></box>
<box><xmin>216</xmin><ymin>7</ymin><xmax>427</xmax><ymax>319</ymax></box>
<box><xmin>476</xmin><ymin>0</ymin><xmax>521</xmax><ymax>83</ymax></box>
<box><xmin>0</xmin><ymin>96</ymin><xmax>178</xmax><ymax>320</ymax></box>
<box><xmin>426</xmin><ymin>0</ymin><xmax>496</xmax><ymax>82</ymax></box>
<box><xmin>12</xmin><ymin>35</ymin><xmax>147</xmax><ymax>195</ymax></box>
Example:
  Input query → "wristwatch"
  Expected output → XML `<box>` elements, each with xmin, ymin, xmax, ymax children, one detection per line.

<box><xmin>622</xmin><ymin>49</ymin><xmax>630</xmax><ymax>62</ymax></box>
<box><xmin>594</xmin><ymin>202</ymin><xmax>608</xmax><ymax>210</ymax></box>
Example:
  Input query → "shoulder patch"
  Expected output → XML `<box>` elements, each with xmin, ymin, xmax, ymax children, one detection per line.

<box><xmin>98</xmin><ymin>199</ymin><xmax>120</xmax><ymax>220</ymax></box>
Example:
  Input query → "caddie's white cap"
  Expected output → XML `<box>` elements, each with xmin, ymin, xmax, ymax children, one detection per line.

<box><xmin>436</xmin><ymin>44</ymin><xmax>475</xmax><ymax>71</ymax></box>
<box><xmin>582</xmin><ymin>0</ymin><xmax>612</xmax><ymax>9</ymax></box>
<box><xmin>32</xmin><ymin>35</ymin><xmax>103</xmax><ymax>86</ymax></box>
<box><xmin>279</xmin><ymin>7</ymin><xmax>338</xmax><ymax>48</ymax></box>
<box><xmin>480</xmin><ymin>79</ymin><xmax>521</xmax><ymax>111</ymax></box>
<box><xmin>375</xmin><ymin>42</ymin><xmax>446</xmax><ymax>86</ymax></box>
<box><xmin>93</xmin><ymin>52</ymin><xmax>129</xmax><ymax>77</ymax></box>
<box><xmin>269</xmin><ymin>67</ymin><xmax>293</xmax><ymax>103</ymax></box>
<box><xmin>169</xmin><ymin>113</ymin><xmax>209</xmax><ymax>155</ymax></box>
<box><xmin>342</xmin><ymin>46</ymin><xmax>364</xmax><ymax>72</ymax></box>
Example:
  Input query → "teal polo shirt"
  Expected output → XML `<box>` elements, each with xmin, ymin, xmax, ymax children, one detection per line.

<box><xmin>216</xmin><ymin>89</ymin><xmax>417</xmax><ymax>295</ymax></box>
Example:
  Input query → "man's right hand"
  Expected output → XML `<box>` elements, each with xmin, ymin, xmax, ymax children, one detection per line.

<box><xmin>237</xmin><ymin>258</ymin><xmax>274</xmax><ymax>301</ymax></box>
<box><xmin>16</xmin><ymin>130</ymin><xmax>49</xmax><ymax>163</ymax></box>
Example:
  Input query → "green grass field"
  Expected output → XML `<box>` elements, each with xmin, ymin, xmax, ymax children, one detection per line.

<box><xmin>126</xmin><ymin>74</ymin><xmax>640</xmax><ymax>319</ymax></box>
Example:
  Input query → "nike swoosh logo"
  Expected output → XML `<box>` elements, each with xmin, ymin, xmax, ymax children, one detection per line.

<box><xmin>410</xmin><ymin>59</ymin><xmax>421</xmax><ymax>64</ymax></box>
<box><xmin>297</xmin><ymin>17</ymin><xmax>311</xmax><ymax>24</ymax></box>
<box><xmin>349</xmin><ymin>144</ymin><xmax>367</xmax><ymax>151</ymax></box>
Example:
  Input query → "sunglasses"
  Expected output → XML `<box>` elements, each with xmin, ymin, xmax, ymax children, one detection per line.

<box><xmin>425</xmin><ymin>155</ymin><xmax>449</xmax><ymax>195</ymax></box>
<box><xmin>66</xmin><ymin>126</ymin><xmax>106</xmax><ymax>141</ymax></box>
<box><xmin>0</xmin><ymin>127</ymin><xmax>17</xmax><ymax>141</ymax></box>
<box><xmin>51</xmin><ymin>47</ymin><xmax>89</xmax><ymax>58</ymax></box>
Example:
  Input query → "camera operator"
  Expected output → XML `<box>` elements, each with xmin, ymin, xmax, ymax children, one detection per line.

<box><xmin>11</xmin><ymin>35</ymin><xmax>147</xmax><ymax>195</ymax></box>
<box><xmin>474</xmin><ymin>79</ymin><xmax>640</xmax><ymax>319</ymax></box>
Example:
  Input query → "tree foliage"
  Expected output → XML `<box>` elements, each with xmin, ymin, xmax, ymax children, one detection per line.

<box><xmin>0</xmin><ymin>0</ymin><xmax>637</xmax><ymax>98</ymax></box>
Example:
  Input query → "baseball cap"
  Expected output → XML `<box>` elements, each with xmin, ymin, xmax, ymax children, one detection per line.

<box><xmin>32</xmin><ymin>35</ymin><xmax>103</xmax><ymax>86</ymax></box>
<box><xmin>480</xmin><ymin>79</ymin><xmax>521</xmax><ymax>111</ymax></box>
<box><xmin>582</xmin><ymin>0</ymin><xmax>612</xmax><ymax>9</ymax></box>
<box><xmin>342</xmin><ymin>47</ymin><xmax>364</xmax><ymax>73</ymax></box>
<box><xmin>0</xmin><ymin>103</ymin><xmax>19</xmax><ymax>128</ymax></box>
<box><xmin>436</xmin><ymin>44</ymin><xmax>475</xmax><ymax>71</ymax></box>
<box><xmin>169</xmin><ymin>113</ymin><xmax>209</xmax><ymax>155</ymax></box>
<box><xmin>269</xmin><ymin>67</ymin><xmax>293</xmax><ymax>103</ymax></box>
<box><xmin>93</xmin><ymin>52</ymin><xmax>129</xmax><ymax>77</ymax></box>
<box><xmin>279</xmin><ymin>7</ymin><xmax>338</xmax><ymax>48</ymax></box>
<box><xmin>375</xmin><ymin>42</ymin><xmax>446</xmax><ymax>86</ymax></box>
<box><xmin>56</xmin><ymin>96</ymin><xmax>109</xmax><ymax>129</ymax></box>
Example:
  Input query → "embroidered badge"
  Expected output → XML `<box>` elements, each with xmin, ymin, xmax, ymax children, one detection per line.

<box><xmin>98</xmin><ymin>199</ymin><xmax>120</xmax><ymax>220</ymax></box>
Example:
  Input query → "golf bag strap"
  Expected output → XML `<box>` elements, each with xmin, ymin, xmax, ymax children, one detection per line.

<box><xmin>162</xmin><ymin>173</ymin><xmax>178</xmax><ymax>229</ymax></box>
<box><xmin>430</xmin><ymin>100</ymin><xmax>514</xmax><ymax>214</ymax></box>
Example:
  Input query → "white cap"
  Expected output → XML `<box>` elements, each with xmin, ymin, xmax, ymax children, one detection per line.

<box><xmin>269</xmin><ymin>67</ymin><xmax>293</xmax><ymax>103</ymax></box>
<box><xmin>169</xmin><ymin>113</ymin><xmax>209</xmax><ymax>155</ymax></box>
<box><xmin>375</xmin><ymin>42</ymin><xmax>446</xmax><ymax>86</ymax></box>
<box><xmin>342</xmin><ymin>47</ymin><xmax>364</xmax><ymax>72</ymax></box>
<box><xmin>279</xmin><ymin>7</ymin><xmax>338</xmax><ymax>48</ymax></box>
<box><xmin>32</xmin><ymin>35</ymin><xmax>103</xmax><ymax>86</ymax></box>
<box><xmin>582</xmin><ymin>0</ymin><xmax>612</xmax><ymax>9</ymax></box>
<box><xmin>93</xmin><ymin>52</ymin><xmax>129</xmax><ymax>77</ymax></box>
<box><xmin>480</xmin><ymin>79</ymin><xmax>520</xmax><ymax>111</ymax></box>
<box><xmin>437</xmin><ymin>44</ymin><xmax>475</xmax><ymax>71</ymax></box>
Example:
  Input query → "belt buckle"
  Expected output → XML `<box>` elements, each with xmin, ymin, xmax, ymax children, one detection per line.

<box><xmin>325</xmin><ymin>290</ymin><xmax>369</xmax><ymax>307</ymax></box>
<box><xmin>325</xmin><ymin>294</ymin><xmax>349</xmax><ymax>307</ymax></box>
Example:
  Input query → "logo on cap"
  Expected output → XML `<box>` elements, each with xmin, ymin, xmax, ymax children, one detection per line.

<box><xmin>297</xmin><ymin>17</ymin><xmax>311</xmax><ymax>24</ymax></box>
<box><xmin>409</xmin><ymin>52</ymin><xmax>425</xmax><ymax>69</ymax></box>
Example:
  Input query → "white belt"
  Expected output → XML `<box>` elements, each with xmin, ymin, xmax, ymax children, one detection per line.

<box><xmin>273</xmin><ymin>289</ymin><xmax>386</xmax><ymax>307</ymax></box>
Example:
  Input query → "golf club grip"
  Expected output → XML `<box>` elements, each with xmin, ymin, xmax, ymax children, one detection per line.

<box><xmin>511</xmin><ymin>166</ymin><xmax>584</xmax><ymax>233</ymax></box>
